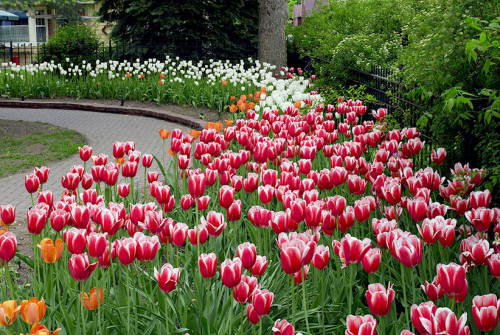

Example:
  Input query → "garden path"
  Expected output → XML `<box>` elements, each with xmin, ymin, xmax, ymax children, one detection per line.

<box><xmin>0</xmin><ymin>107</ymin><xmax>188</xmax><ymax>219</ymax></box>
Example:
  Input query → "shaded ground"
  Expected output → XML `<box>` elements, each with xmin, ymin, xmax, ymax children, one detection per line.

<box><xmin>24</xmin><ymin>97</ymin><xmax>224</xmax><ymax>123</ymax></box>
<box><xmin>0</xmin><ymin>119</ymin><xmax>86</xmax><ymax>178</ymax></box>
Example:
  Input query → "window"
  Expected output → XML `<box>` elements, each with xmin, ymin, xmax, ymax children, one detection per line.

<box><xmin>0</xmin><ymin>11</ymin><xmax>29</xmax><ymax>43</ymax></box>
<box><xmin>35</xmin><ymin>10</ymin><xmax>47</xmax><ymax>42</ymax></box>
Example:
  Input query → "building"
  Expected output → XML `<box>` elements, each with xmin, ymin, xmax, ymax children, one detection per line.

<box><xmin>0</xmin><ymin>1</ymin><xmax>109</xmax><ymax>65</ymax></box>
<box><xmin>292</xmin><ymin>0</ymin><xmax>328</xmax><ymax>26</ymax></box>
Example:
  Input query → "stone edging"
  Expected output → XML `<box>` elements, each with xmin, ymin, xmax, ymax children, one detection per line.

<box><xmin>0</xmin><ymin>100</ymin><xmax>206</xmax><ymax>130</ymax></box>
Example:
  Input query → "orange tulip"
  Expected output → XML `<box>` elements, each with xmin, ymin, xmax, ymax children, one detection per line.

<box><xmin>20</xmin><ymin>298</ymin><xmax>46</xmax><ymax>325</ymax></box>
<box><xmin>225</xmin><ymin>119</ymin><xmax>233</xmax><ymax>127</ymax></box>
<box><xmin>159</xmin><ymin>129</ymin><xmax>171</xmax><ymax>140</ymax></box>
<box><xmin>168</xmin><ymin>149</ymin><xmax>175</xmax><ymax>157</ymax></box>
<box><xmin>240</xmin><ymin>95</ymin><xmax>247</xmax><ymax>102</ymax></box>
<box><xmin>125</xmin><ymin>72</ymin><xmax>131</xmax><ymax>78</ymax></box>
<box><xmin>117</xmin><ymin>157</ymin><xmax>126</xmax><ymax>166</ymax></box>
<box><xmin>97</xmin><ymin>82</ymin><xmax>101</xmax><ymax>86</ymax></box>
<box><xmin>247</xmin><ymin>102</ymin><xmax>256</xmax><ymax>110</ymax></box>
<box><xmin>29</xmin><ymin>323</ymin><xmax>60</xmax><ymax>335</ymax></box>
<box><xmin>0</xmin><ymin>228</ymin><xmax>7</xmax><ymax>236</ymax></box>
<box><xmin>248</xmin><ymin>94</ymin><xmax>253</xmax><ymax>99</ymax></box>
<box><xmin>81</xmin><ymin>288</ymin><xmax>104</xmax><ymax>311</ymax></box>
<box><xmin>260</xmin><ymin>87</ymin><xmax>266</xmax><ymax>92</ymax></box>
<box><xmin>222</xmin><ymin>80</ymin><xmax>227</xmax><ymax>86</ymax></box>
<box><xmin>229</xmin><ymin>104</ymin><xmax>238</xmax><ymax>113</ymax></box>
<box><xmin>0</xmin><ymin>300</ymin><xmax>21</xmax><ymax>326</ymax></box>
<box><xmin>160</xmin><ymin>73</ymin><xmax>165</xmax><ymax>79</ymax></box>
<box><xmin>230</xmin><ymin>96</ymin><xmax>236</xmax><ymax>101</ymax></box>
<box><xmin>189</xmin><ymin>129</ymin><xmax>201</xmax><ymax>140</ymax></box>
<box><xmin>37</xmin><ymin>238</ymin><xmax>64</xmax><ymax>264</ymax></box>
<box><xmin>158</xmin><ymin>81</ymin><xmax>164</xmax><ymax>85</ymax></box>
<box><xmin>294</xmin><ymin>101</ymin><xmax>302</xmax><ymax>109</ymax></box>
<box><xmin>140</xmin><ymin>74</ymin><xmax>145</xmax><ymax>79</ymax></box>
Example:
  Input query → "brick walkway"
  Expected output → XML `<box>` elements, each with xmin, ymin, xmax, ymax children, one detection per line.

<box><xmin>0</xmin><ymin>107</ymin><xmax>189</xmax><ymax>218</ymax></box>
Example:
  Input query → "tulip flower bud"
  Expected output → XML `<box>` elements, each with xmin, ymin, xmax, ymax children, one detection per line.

<box><xmin>68</xmin><ymin>253</ymin><xmax>98</xmax><ymax>282</ymax></box>
<box><xmin>0</xmin><ymin>232</ymin><xmax>17</xmax><ymax>263</ymax></box>
<box><xmin>198</xmin><ymin>253</ymin><xmax>218</xmax><ymax>279</ymax></box>
<box><xmin>25</xmin><ymin>173</ymin><xmax>40</xmax><ymax>193</ymax></box>
<box><xmin>345</xmin><ymin>315</ymin><xmax>377</xmax><ymax>335</ymax></box>
<box><xmin>366</xmin><ymin>283</ymin><xmax>395</xmax><ymax>316</ymax></box>
<box><xmin>246</xmin><ymin>304</ymin><xmax>261</xmax><ymax>324</ymax></box>
<box><xmin>220</xmin><ymin>257</ymin><xmax>242</xmax><ymax>288</ymax></box>
<box><xmin>154</xmin><ymin>263</ymin><xmax>180</xmax><ymax>293</ymax></box>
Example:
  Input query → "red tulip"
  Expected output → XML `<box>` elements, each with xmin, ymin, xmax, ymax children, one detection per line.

<box><xmin>470</xmin><ymin>190</ymin><xmax>491</xmax><ymax>209</ymax></box>
<box><xmin>332</xmin><ymin>234</ymin><xmax>371</xmax><ymax>267</ymax></box>
<box><xmin>421</xmin><ymin>275</ymin><xmax>444</xmax><ymax>301</ymax></box>
<box><xmin>79</xmin><ymin>145</ymin><xmax>93</xmax><ymax>162</ymax></box>
<box><xmin>345</xmin><ymin>314</ymin><xmax>377</xmax><ymax>335</ymax></box>
<box><xmin>188</xmin><ymin>174</ymin><xmax>206</xmax><ymax>198</ymax></box>
<box><xmin>145</xmin><ymin>173</ymin><xmax>159</xmax><ymax>187</ymax></box>
<box><xmin>237</xmin><ymin>242</ymin><xmax>257</xmax><ymax>270</ymax></box>
<box><xmin>134</xmin><ymin>233</ymin><xmax>160</xmax><ymax>262</ymax></box>
<box><xmin>33</xmin><ymin>166</ymin><xmax>50</xmax><ymax>184</ymax></box>
<box><xmin>361</xmin><ymin>248</ymin><xmax>381</xmax><ymax>273</ymax></box>
<box><xmin>354</xmin><ymin>199</ymin><xmax>371</xmax><ymax>222</ymax></box>
<box><xmin>154</xmin><ymin>263</ymin><xmax>180</xmax><ymax>293</ymax></box>
<box><xmin>25</xmin><ymin>174</ymin><xmax>40</xmax><ymax>193</ymax></box>
<box><xmin>171</xmin><ymin>222</ymin><xmax>188</xmax><ymax>246</ymax></box>
<box><xmin>248</xmin><ymin>206</ymin><xmax>272</xmax><ymax>228</ymax></box>
<box><xmin>411</xmin><ymin>301</ymin><xmax>437</xmax><ymax>335</ymax></box>
<box><xmin>280</xmin><ymin>238</ymin><xmax>316</xmax><ymax>274</ymax></box>
<box><xmin>180</xmin><ymin>194</ymin><xmax>195</xmax><ymax>210</ymax></box>
<box><xmin>251</xmin><ymin>255</ymin><xmax>268</xmax><ymax>277</ymax></box>
<box><xmin>365</xmin><ymin>283</ymin><xmax>395</xmax><ymax>316</ymax></box>
<box><xmin>115</xmin><ymin>237</ymin><xmax>137</xmax><ymax>266</ymax></box>
<box><xmin>311</xmin><ymin>245</ymin><xmax>329</xmax><ymax>270</ymax></box>
<box><xmin>118</xmin><ymin>183</ymin><xmax>130</xmax><ymax>198</ymax></box>
<box><xmin>227</xmin><ymin>200</ymin><xmax>242</xmax><ymax>222</ymax></box>
<box><xmin>85</xmin><ymin>232</ymin><xmax>108</xmax><ymax>259</ymax></box>
<box><xmin>112</xmin><ymin>142</ymin><xmax>126</xmax><ymax>159</ymax></box>
<box><xmin>68</xmin><ymin>253</ymin><xmax>98</xmax><ymax>282</ymax></box>
<box><xmin>246</xmin><ymin>304</ymin><xmax>261</xmax><ymax>324</ymax></box>
<box><xmin>188</xmin><ymin>225</ymin><xmax>209</xmax><ymax>245</ymax></box>
<box><xmin>100</xmin><ymin>208</ymin><xmax>123</xmax><ymax>236</ymax></box>
<box><xmin>460</xmin><ymin>236</ymin><xmax>493</xmax><ymax>266</ymax></box>
<box><xmin>272</xmin><ymin>319</ymin><xmax>294</xmax><ymax>335</ymax></box>
<box><xmin>252</xmin><ymin>288</ymin><xmax>274</xmax><ymax>316</ymax></box>
<box><xmin>417</xmin><ymin>218</ymin><xmax>442</xmax><ymax>245</ymax></box>
<box><xmin>466</xmin><ymin>207</ymin><xmax>495</xmax><ymax>232</ymax></box>
<box><xmin>220</xmin><ymin>258</ymin><xmax>242</xmax><ymax>288</ymax></box>
<box><xmin>472</xmin><ymin>294</ymin><xmax>500</xmax><ymax>331</ymax></box>
<box><xmin>202</xmin><ymin>211</ymin><xmax>226</xmax><ymax>237</ymax></box>
<box><xmin>450</xmin><ymin>196</ymin><xmax>470</xmax><ymax>216</ymax></box>
<box><xmin>71</xmin><ymin>204</ymin><xmax>90</xmax><ymax>229</ymax></box>
<box><xmin>0</xmin><ymin>232</ymin><xmax>17</xmax><ymax>262</ymax></box>
<box><xmin>258</xmin><ymin>185</ymin><xmax>275</xmax><ymax>205</ymax></box>
<box><xmin>27</xmin><ymin>207</ymin><xmax>47</xmax><ymax>235</ymax></box>
<box><xmin>488</xmin><ymin>253</ymin><xmax>500</xmax><ymax>278</ymax></box>
<box><xmin>81</xmin><ymin>173</ymin><xmax>93</xmax><ymax>190</ymax></box>
<box><xmin>64</xmin><ymin>228</ymin><xmax>87</xmax><ymax>254</ymax></box>
<box><xmin>0</xmin><ymin>205</ymin><xmax>16</xmax><ymax>226</ymax></box>
<box><xmin>331</xmin><ymin>166</ymin><xmax>348</xmax><ymax>187</ymax></box>
<box><xmin>381</xmin><ymin>179</ymin><xmax>402</xmax><ymax>205</ymax></box>
<box><xmin>197</xmin><ymin>195</ymin><xmax>210</xmax><ymax>211</ymax></box>
<box><xmin>49</xmin><ymin>209</ymin><xmax>69</xmax><ymax>232</ymax></box>
<box><xmin>408</xmin><ymin>197</ymin><xmax>428</xmax><ymax>222</ymax></box>
<box><xmin>372</xmin><ymin>218</ymin><xmax>398</xmax><ymax>249</ymax></box>
<box><xmin>61</xmin><ymin>172</ymin><xmax>80</xmax><ymax>191</ymax></box>
<box><xmin>233</xmin><ymin>275</ymin><xmax>260</xmax><ymax>303</ymax></box>
<box><xmin>198</xmin><ymin>253</ymin><xmax>218</xmax><ymax>278</ymax></box>
<box><xmin>433</xmin><ymin>308</ymin><xmax>469</xmax><ymax>335</ymax></box>
<box><xmin>390</xmin><ymin>233</ymin><xmax>423</xmax><ymax>267</ymax></box>
<box><xmin>431</xmin><ymin>148</ymin><xmax>446</xmax><ymax>166</ymax></box>
<box><xmin>437</xmin><ymin>262</ymin><xmax>468</xmax><ymax>301</ymax></box>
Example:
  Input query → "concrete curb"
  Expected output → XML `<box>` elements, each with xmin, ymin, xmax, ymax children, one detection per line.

<box><xmin>0</xmin><ymin>100</ymin><xmax>206</xmax><ymax>130</ymax></box>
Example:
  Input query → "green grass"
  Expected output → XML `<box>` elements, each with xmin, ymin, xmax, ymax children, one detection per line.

<box><xmin>0</xmin><ymin>120</ymin><xmax>86</xmax><ymax>178</ymax></box>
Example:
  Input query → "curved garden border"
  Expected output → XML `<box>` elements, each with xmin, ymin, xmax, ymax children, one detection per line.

<box><xmin>0</xmin><ymin>100</ymin><xmax>206</xmax><ymax>130</ymax></box>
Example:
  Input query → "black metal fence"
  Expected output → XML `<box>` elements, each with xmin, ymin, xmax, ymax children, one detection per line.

<box><xmin>350</xmin><ymin>67</ymin><xmax>423</xmax><ymax>126</ymax></box>
<box><xmin>0</xmin><ymin>40</ymin><xmax>258</xmax><ymax>67</ymax></box>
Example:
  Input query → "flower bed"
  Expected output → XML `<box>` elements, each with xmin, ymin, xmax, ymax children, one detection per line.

<box><xmin>0</xmin><ymin>66</ymin><xmax>498</xmax><ymax>335</ymax></box>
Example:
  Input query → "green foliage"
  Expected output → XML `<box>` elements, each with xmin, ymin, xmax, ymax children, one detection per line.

<box><xmin>288</xmin><ymin>0</ymin><xmax>417</xmax><ymax>84</ymax></box>
<box><xmin>37</xmin><ymin>24</ymin><xmax>104</xmax><ymax>67</ymax></box>
<box><xmin>97</xmin><ymin>0</ymin><xmax>258</xmax><ymax>57</ymax></box>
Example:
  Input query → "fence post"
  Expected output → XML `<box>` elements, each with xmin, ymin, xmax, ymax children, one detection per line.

<box><xmin>9</xmin><ymin>40</ymin><xmax>13</xmax><ymax>63</ymax></box>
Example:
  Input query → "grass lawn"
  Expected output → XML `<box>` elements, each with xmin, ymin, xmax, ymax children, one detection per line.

<box><xmin>0</xmin><ymin>119</ymin><xmax>86</xmax><ymax>178</ymax></box>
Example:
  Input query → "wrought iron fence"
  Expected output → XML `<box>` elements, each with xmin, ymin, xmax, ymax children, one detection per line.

<box><xmin>0</xmin><ymin>40</ymin><xmax>258</xmax><ymax>67</ymax></box>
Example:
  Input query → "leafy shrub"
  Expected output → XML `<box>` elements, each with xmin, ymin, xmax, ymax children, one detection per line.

<box><xmin>37</xmin><ymin>24</ymin><xmax>105</xmax><ymax>67</ymax></box>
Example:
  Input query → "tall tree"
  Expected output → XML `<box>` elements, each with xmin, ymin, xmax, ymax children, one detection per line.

<box><xmin>258</xmin><ymin>0</ymin><xmax>288</xmax><ymax>71</ymax></box>
<box><xmin>97</xmin><ymin>0</ymin><xmax>258</xmax><ymax>59</ymax></box>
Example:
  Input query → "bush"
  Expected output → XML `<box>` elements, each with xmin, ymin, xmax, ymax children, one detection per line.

<box><xmin>37</xmin><ymin>24</ymin><xmax>105</xmax><ymax>67</ymax></box>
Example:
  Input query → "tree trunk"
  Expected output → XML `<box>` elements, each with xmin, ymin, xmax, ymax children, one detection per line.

<box><xmin>258</xmin><ymin>0</ymin><xmax>288</xmax><ymax>72</ymax></box>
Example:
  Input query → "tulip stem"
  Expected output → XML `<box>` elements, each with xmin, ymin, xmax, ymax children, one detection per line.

<box><xmin>259</xmin><ymin>320</ymin><xmax>262</xmax><ymax>335</ymax></box>
<box><xmin>30</xmin><ymin>193</ymin><xmax>35</xmax><ymax>207</ymax></box>
<box><xmin>400</xmin><ymin>263</ymin><xmax>409</xmax><ymax>326</ymax></box>
<box><xmin>290</xmin><ymin>276</ymin><xmax>296</xmax><ymax>326</ymax></box>
<box><xmin>240</xmin><ymin>303</ymin><xmax>244</xmax><ymax>335</ymax></box>
<box><xmin>143</xmin><ymin>168</ymin><xmax>147</xmax><ymax>201</ymax></box>
<box><xmin>348</xmin><ymin>264</ymin><xmax>354</xmax><ymax>315</ymax></box>
<box><xmin>81</xmin><ymin>282</ymin><xmax>86</xmax><ymax>335</ymax></box>
<box><xmin>126</xmin><ymin>267</ymin><xmax>131</xmax><ymax>335</ymax></box>
<box><xmin>4</xmin><ymin>262</ymin><xmax>16</xmax><ymax>300</ymax></box>
<box><xmin>95</xmin><ymin>269</ymin><xmax>101</xmax><ymax>334</ymax></box>
<box><xmin>410</xmin><ymin>268</ymin><xmax>416</xmax><ymax>306</ymax></box>
<box><xmin>379</xmin><ymin>316</ymin><xmax>385</xmax><ymax>335</ymax></box>
<box><xmin>302</xmin><ymin>268</ymin><xmax>311</xmax><ymax>334</ymax></box>
<box><xmin>164</xmin><ymin>293</ymin><xmax>170</xmax><ymax>334</ymax></box>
